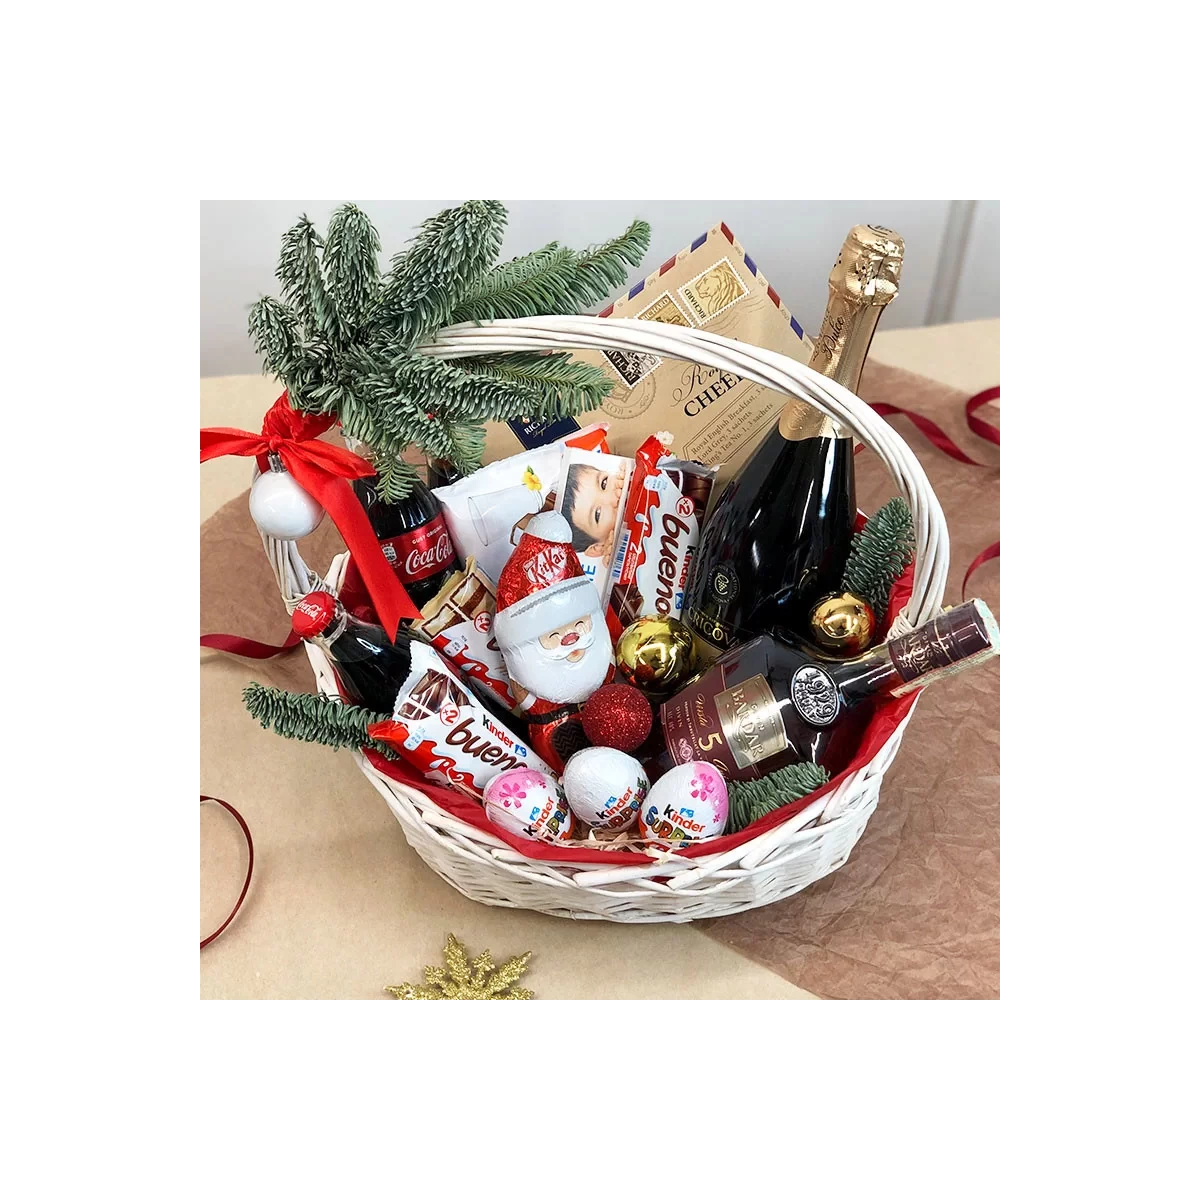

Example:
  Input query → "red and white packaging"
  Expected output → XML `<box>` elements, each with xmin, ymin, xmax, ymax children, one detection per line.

<box><xmin>414</xmin><ymin>557</ymin><xmax>519</xmax><ymax>715</ymax></box>
<box><xmin>552</xmin><ymin>447</ymin><xmax>634</xmax><ymax>610</ymax></box>
<box><xmin>609</xmin><ymin>433</ymin><xmax>717</xmax><ymax>626</ymax></box>
<box><xmin>367</xmin><ymin>641</ymin><xmax>556</xmax><ymax>800</ymax></box>
<box><xmin>431</xmin><ymin>423</ymin><xmax>611</xmax><ymax>587</ymax></box>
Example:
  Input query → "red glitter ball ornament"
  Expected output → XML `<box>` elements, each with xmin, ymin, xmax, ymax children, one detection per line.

<box><xmin>581</xmin><ymin>684</ymin><xmax>654</xmax><ymax>752</ymax></box>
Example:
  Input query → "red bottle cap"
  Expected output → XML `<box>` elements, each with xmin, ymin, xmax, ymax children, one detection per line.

<box><xmin>291</xmin><ymin>590</ymin><xmax>339</xmax><ymax>639</ymax></box>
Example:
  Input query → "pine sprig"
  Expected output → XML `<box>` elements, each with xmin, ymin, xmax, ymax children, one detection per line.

<box><xmin>372</xmin><ymin>200</ymin><xmax>507</xmax><ymax>349</ymax></box>
<box><xmin>247</xmin><ymin>296</ymin><xmax>298</xmax><ymax>381</ymax></box>
<box><xmin>247</xmin><ymin>201</ymin><xmax>650</xmax><ymax>479</ymax></box>
<box><xmin>841</xmin><ymin>498</ymin><xmax>916</xmax><ymax>619</ymax></box>
<box><xmin>460</xmin><ymin>352</ymin><xmax>614</xmax><ymax>410</ymax></box>
<box><xmin>276</xmin><ymin>216</ymin><xmax>341</xmax><ymax>344</ymax></box>
<box><xmin>727</xmin><ymin>762</ymin><xmax>830</xmax><ymax>834</ymax></box>
<box><xmin>243</xmin><ymin>683</ymin><xmax>397</xmax><ymax>758</ymax></box>
<box><xmin>568</xmin><ymin>219</ymin><xmax>652</xmax><ymax>309</ymax></box>
<box><xmin>323</xmin><ymin>203</ymin><xmax>381</xmax><ymax>330</ymax></box>
<box><xmin>449</xmin><ymin>245</ymin><xmax>580</xmax><ymax>323</ymax></box>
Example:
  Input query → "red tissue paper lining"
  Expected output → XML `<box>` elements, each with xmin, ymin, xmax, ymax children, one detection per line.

<box><xmin>361</xmin><ymin>551</ymin><xmax>919</xmax><ymax>868</ymax></box>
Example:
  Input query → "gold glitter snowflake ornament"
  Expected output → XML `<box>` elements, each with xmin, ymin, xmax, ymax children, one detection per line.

<box><xmin>386</xmin><ymin>933</ymin><xmax>535</xmax><ymax>1000</ymax></box>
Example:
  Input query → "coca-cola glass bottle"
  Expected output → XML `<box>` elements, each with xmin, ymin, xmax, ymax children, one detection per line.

<box><xmin>291</xmin><ymin>590</ymin><xmax>421</xmax><ymax>713</ymax></box>
<box><xmin>351</xmin><ymin>471</ymin><xmax>459</xmax><ymax>610</ymax></box>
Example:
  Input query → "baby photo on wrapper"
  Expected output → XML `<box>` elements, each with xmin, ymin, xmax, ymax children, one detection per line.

<box><xmin>555</xmin><ymin>448</ymin><xmax>632</xmax><ymax>602</ymax></box>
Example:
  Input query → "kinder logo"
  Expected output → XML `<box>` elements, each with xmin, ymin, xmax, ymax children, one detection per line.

<box><xmin>637</xmin><ymin>504</ymin><xmax>693</xmax><ymax>616</ymax></box>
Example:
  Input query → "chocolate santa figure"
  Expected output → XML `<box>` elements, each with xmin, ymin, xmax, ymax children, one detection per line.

<box><xmin>493</xmin><ymin>511</ymin><xmax>615</xmax><ymax>772</ymax></box>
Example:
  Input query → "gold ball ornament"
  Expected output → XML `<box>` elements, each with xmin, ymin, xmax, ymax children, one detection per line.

<box><xmin>615</xmin><ymin>616</ymin><xmax>697</xmax><ymax>699</ymax></box>
<box><xmin>807</xmin><ymin>591</ymin><xmax>876</xmax><ymax>657</ymax></box>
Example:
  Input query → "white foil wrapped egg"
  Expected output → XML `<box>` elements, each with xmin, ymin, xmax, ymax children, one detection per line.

<box><xmin>562</xmin><ymin>746</ymin><xmax>648</xmax><ymax>832</ymax></box>
<box><xmin>483</xmin><ymin>767</ymin><xmax>576</xmax><ymax>844</ymax></box>
<box><xmin>638</xmin><ymin>762</ymin><xmax>728</xmax><ymax>848</ymax></box>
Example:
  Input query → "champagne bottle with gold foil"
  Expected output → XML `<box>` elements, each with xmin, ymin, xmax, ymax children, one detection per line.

<box><xmin>681</xmin><ymin>225</ymin><xmax>905</xmax><ymax>663</ymax></box>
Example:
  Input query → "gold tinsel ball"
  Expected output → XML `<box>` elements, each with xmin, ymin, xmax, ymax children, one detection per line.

<box><xmin>615</xmin><ymin>616</ymin><xmax>697</xmax><ymax>699</ymax></box>
<box><xmin>807</xmin><ymin>591</ymin><xmax>876</xmax><ymax>656</ymax></box>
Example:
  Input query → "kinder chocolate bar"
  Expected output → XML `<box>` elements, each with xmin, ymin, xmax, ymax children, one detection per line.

<box><xmin>415</xmin><ymin>557</ymin><xmax>519</xmax><ymax>715</ymax></box>
<box><xmin>368</xmin><ymin>640</ymin><xmax>555</xmax><ymax>800</ymax></box>
<box><xmin>553</xmin><ymin>447</ymin><xmax>634</xmax><ymax>610</ymax></box>
<box><xmin>432</xmin><ymin>423</ymin><xmax>610</xmax><ymax>587</ymax></box>
<box><xmin>610</xmin><ymin>433</ymin><xmax>716</xmax><ymax>626</ymax></box>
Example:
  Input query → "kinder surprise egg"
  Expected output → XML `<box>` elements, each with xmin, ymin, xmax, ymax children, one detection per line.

<box><xmin>639</xmin><ymin>762</ymin><xmax>728</xmax><ymax>849</ymax></box>
<box><xmin>562</xmin><ymin>746</ymin><xmax>648</xmax><ymax>832</ymax></box>
<box><xmin>483</xmin><ymin>767</ymin><xmax>577</xmax><ymax>844</ymax></box>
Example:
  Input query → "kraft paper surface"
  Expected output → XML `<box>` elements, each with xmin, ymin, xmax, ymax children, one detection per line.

<box><xmin>200</xmin><ymin>354</ymin><xmax>998</xmax><ymax>1000</ymax></box>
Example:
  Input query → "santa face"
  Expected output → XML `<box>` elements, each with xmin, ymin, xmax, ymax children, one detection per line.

<box><xmin>507</xmin><ymin>614</ymin><xmax>613</xmax><ymax>704</ymax></box>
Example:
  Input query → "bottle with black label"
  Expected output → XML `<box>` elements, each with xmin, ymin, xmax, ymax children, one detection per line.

<box><xmin>351</xmin><ymin>472</ymin><xmax>459</xmax><ymax>611</ymax></box>
<box><xmin>642</xmin><ymin>600</ymin><xmax>999</xmax><ymax>783</ymax></box>
<box><xmin>681</xmin><ymin>225</ymin><xmax>905</xmax><ymax>663</ymax></box>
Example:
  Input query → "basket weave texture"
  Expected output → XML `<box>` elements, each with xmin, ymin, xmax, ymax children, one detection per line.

<box><xmin>262</xmin><ymin>316</ymin><xmax>949</xmax><ymax>923</ymax></box>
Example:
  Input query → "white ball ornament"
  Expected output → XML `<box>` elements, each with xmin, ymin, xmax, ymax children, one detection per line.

<box><xmin>639</xmin><ymin>762</ymin><xmax>728</xmax><ymax>849</ymax></box>
<box><xmin>562</xmin><ymin>746</ymin><xmax>648</xmax><ymax>832</ymax></box>
<box><xmin>483</xmin><ymin>767</ymin><xmax>577</xmax><ymax>844</ymax></box>
<box><xmin>249</xmin><ymin>463</ymin><xmax>325</xmax><ymax>540</ymax></box>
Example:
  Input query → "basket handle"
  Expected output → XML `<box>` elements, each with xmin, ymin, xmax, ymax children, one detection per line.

<box><xmin>420</xmin><ymin>315</ymin><xmax>949</xmax><ymax>628</ymax></box>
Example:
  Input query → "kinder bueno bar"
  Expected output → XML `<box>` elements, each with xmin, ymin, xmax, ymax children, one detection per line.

<box><xmin>415</xmin><ymin>557</ymin><xmax>519</xmax><ymax>715</ymax></box>
<box><xmin>432</xmin><ymin>423</ymin><xmax>610</xmax><ymax>588</ymax></box>
<box><xmin>610</xmin><ymin>432</ymin><xmax>716</xmax><ymax>626</ymax></box>
<box><xmin>367</xmin><ymin>641</ymin><xmax>555</xmax><ymax>800</ymax></box>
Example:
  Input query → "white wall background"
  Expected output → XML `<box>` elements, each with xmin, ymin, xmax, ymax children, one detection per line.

<box><xmin>200</xmin><ymin>200</ymin><xmax>999</xmax><ymax>377</ymax></box>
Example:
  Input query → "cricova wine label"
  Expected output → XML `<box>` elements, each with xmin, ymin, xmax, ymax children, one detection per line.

<box><xmin>378</xmin><ymin>515</ymin><xmax>456</xmax><ymax>583</ymax></box>
<box><xmin>371</xmin><ymin>643</ymin><xmax>554</xmax><ymax>799</ymax></box>
<box><xmin>660</xmin><ymin>666</ymin><xmax>786</xmax><ymax>780</ymax></box>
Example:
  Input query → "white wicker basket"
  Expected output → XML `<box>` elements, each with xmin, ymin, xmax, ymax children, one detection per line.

<box><xmin>261</xmin><ymin>316</ymin><xmax>949</xmax><ymax>923</ymax></box>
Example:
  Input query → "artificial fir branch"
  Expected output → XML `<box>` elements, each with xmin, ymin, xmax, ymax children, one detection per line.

<box><xmin>248</xmin><ymin>201</ymin><xmax>650</xmax><ymax>479</ymax></box>
<box><xmin>322</xmin><ymin>203</ymin><xmax>381</xmax><ymax>330</ymax></box>
<box><xmin>371</xmin><ymin>200</ymin><xmax>507</xmax><ymax>348</ymax></box>
<box><xmin>727</xmin><ymin>762</ymin><xmax>831</xmax><ymax>833</ymax></box>
<box><xmin>841</xmin><ymin>498</ymin><xmax>916</xmax><ymax>619</ymax></box>
<box><xmin>276</xmin><ymin>217</ymin><xmax>342</xmax><ymax>344</ymax></box>
<box><xmin>460</xmin><ymin>352</ymin><xmax>614</xmax><ymax>410</ymax></box>
<box><xmin>568</xmin><ymin>219</ymin><xmax>652</xmax><ymax>309</ymax></box>
<box><xmin>243</xmin><ymin>683</ymin><xmax>397</xmax><ymax>758</ymax></box>
<box><xmin>449</xmin><ymin>245</ymin><xmax>580</xmax><ymax>323</ymax></box>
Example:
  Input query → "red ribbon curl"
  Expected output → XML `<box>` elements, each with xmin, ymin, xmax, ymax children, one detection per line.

<box><xmin>200</xmin><ymin>393</ymin><xmax>418</xmax><ymax>638</ymax></box>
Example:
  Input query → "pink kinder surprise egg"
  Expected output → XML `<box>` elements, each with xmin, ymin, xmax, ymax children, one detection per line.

<box><xmin>562</xmin><ymin>746</ymin><xmax>648</xmax><ymax>832</ymax></box>
<box><xmin>483</xmin><ymin>767</ymin><xmax>577</xmax><ymax>844</ymax></box>
<box><xmin>638</xmin><ymin>762</ymin><xmax>728</xmax><ymax>848</ymax></box>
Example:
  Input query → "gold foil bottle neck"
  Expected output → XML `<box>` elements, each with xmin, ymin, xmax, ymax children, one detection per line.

<box><xmin>778</xmin><ymin>399</ymin><xmax>839</xmax><ymax>441</ymax></box>
<box><xmin>827</xmin><ymin>225</ymin><xmax>905</xmax><ymax>307</ymax></box>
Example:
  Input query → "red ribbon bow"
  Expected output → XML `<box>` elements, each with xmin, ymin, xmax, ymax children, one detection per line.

<box><xmin>200</xmin><ymin>393</ymin><xmax>418</xmax><ymax>638</ymax></box>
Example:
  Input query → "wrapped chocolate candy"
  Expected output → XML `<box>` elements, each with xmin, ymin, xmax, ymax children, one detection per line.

<box><xmin>416</xmin><ymin>557</ymin><xmax>520</xmax><ymax>714</ymax></box>
<box><xmin>610</xmin><ymin>433</ymin><xmax>716</xmax><ymax>627</ymax></box>
<box><xmin>638</xmin><ymin>762</ymin><xmax>728</xmax><ymax>848</ymax></box>
<box><xmin>562</xmin><ymin>746</ymin><xmax>648</xmax><ymax>833</ymax></box>
<box><xmin>368</xmin><ymin>641</ymin><xmax>556</xmax><ymax>801</ymax></box>
<box><xmin>483</xmin><ymin>767</ymin><xmax>577</xmax><ymax>843</ymax></box>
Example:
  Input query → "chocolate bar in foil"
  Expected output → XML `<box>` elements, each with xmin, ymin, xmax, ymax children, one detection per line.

<box><xmin>415</xmin><ymin>557</ymin><xmax>520</xmax><ymax>714</ymax></box>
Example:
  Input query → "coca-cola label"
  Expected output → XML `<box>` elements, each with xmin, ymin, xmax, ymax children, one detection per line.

<box><xmin>790</xmin><ymin>665</ymin><xmax>839</xmax><ymax>727</ymax></box>
<box><xmin>379</xmin><ymin>514</ymin><xmax>456</xmax><ymax>583</ymax></box>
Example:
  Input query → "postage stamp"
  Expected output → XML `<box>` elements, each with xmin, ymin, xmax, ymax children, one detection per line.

<box><xmin>634</xmin><ymin>290</ymin><xmax>695</xmax><ymax>328</ymax></box>
<box><xmin>677</xmin><ymin>256</ymin><xmax>750</xmax><ymax>326</ymax></box>
<box><xmin>602</xmin><ymin>346</ymin><xmax>661</xmax><ymax>388</ymax></box>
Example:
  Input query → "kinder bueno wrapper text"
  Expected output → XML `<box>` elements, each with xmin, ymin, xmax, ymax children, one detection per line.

<box><xmin>368</xmin><ymin>641</ymin><xmax>555</xmax><ymax>800</ymax></box>
<box><xmin>610</xmin><ymin>433</ymin><xmax>716</xmax><ymax>626</ymax></box>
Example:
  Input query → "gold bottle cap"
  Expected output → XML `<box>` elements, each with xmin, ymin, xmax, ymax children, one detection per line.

<box><xmin>828</xmin><ymin>224</ymin><xmax>905</xmax><ymax>307</ymax></box>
